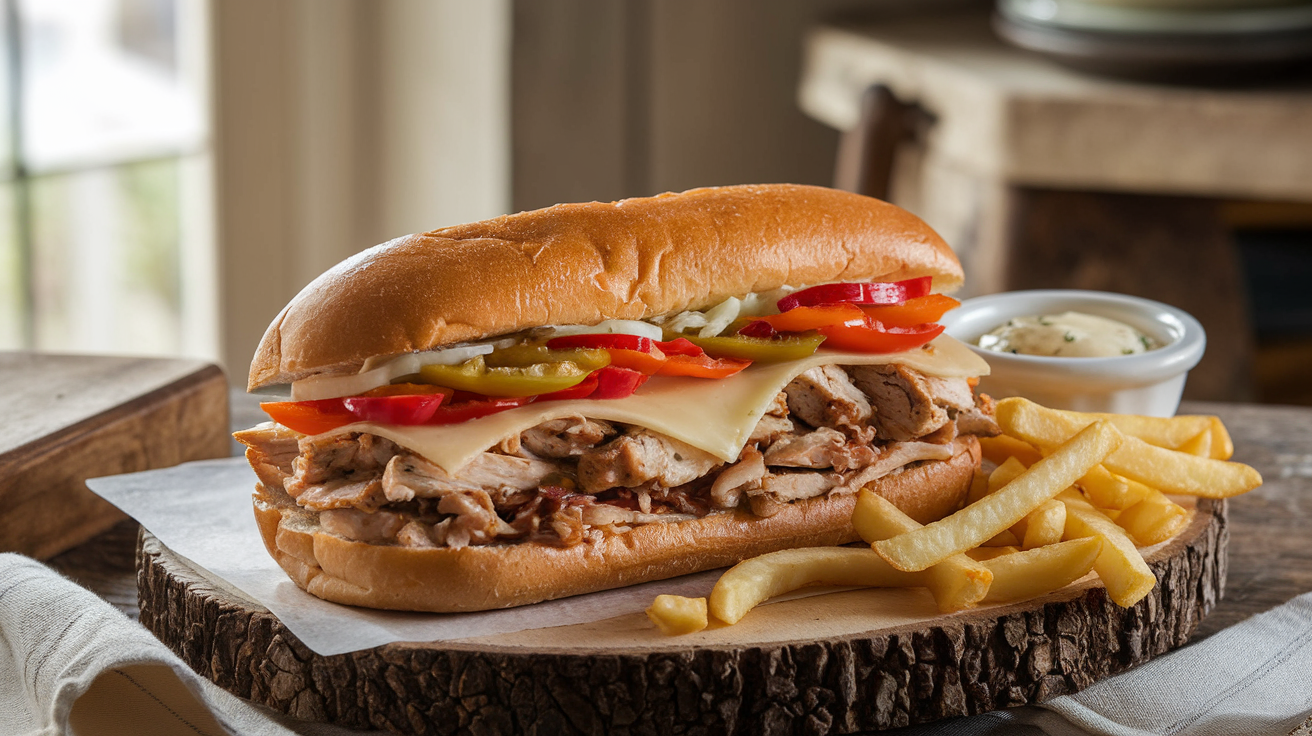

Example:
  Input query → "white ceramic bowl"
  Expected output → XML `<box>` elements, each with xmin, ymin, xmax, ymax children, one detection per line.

<box><xmin>940</xmin><ymin>290</ymin><xmax>1206</xmax><ymax>417</ymax></box>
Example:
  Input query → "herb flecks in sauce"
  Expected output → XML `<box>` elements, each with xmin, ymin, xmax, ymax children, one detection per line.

<box><xmin>977</xmin><ymin>311</ymin><xmax>1158</xmax><ymax>358</ymax></box>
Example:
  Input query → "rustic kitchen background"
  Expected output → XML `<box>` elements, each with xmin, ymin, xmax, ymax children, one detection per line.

<box><xmin>1</xmin><ymin>0</ymin><xmax>1308</xmax><ymax>404</ymax></box>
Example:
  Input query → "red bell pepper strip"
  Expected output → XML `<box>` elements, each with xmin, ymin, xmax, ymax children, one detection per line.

<box><xmin>546</xmin><ymin>334</ymin><xmax>655</xmax><ymax>353</ymax></box>
<box><xmin>534</xmin><ymin>373</ymin><xmax>600</xmax><ymax>402</ymax></box>
<box><xmin>736</xmin><ymin>320</ymin><xmax>777</xmax><ymax>338</ymax></box>
<box><xmin>591</xmin><ymin>366</ymin><xmax>650</xmax><ymax>398</ymax></box>
<box><xmin>605</xmin><ymin>346</ymin><xmax>668</xmax><ymax>375</ymax></box>
<box><xmin>656</xmin><ymin>354</ymin><xmax>751</xmax><ymax>378</ymax></box>
<box><xmin>817</xmin><ymin>320</ymin><xmax>944</xmax><ymax>353</ymax></box>
<box><xmin>776</xmin><ymin>277</ymin><xmax>932</xmax><ymax>312</ymax></box>
<box><xmin>341</xmin><ymin>393</ymin><xmax>447</xmax><ymax>425</ymax></box>
<box><xmin>425</xmin><ymin>395</ymin><xmax>533</xmax><ymax>425</ymax></box>
<box><xmin>261</xmin><ymin>399</ymin><xmax>356</xmax><ymax>435</ymax></box>
<box><xmin>860</xmin><ymin>293</ymin><xmax>960</xmax><ymax>328</ymax></box>
<box><xmin>654</xmin><ymin>337</ymin><xmax>704</xmax><ymax>357</ymax></box>
<box><xmin>747</xmin><ymin>304</ymin><xmax>864</xmax><ymax>333</ymax></box>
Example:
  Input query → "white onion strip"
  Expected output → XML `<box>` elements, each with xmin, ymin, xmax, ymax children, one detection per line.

<box><xmin>290</xmin><ymin>343</ymin><xmax>495</xmax><ymax>401</ymax></box>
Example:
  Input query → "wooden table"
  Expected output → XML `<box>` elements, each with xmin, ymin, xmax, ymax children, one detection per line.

<box><xmin>798</xmin><ymin>12</ymin><xmax>1312</xmax><ymax>402</ymax></box>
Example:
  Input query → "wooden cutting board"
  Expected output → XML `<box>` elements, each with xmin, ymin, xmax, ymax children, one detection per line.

<box><xmin>0</xmin><ymin>353</ymin><xmax>230</xmax><ymax>559</ymax></box>
<box><xmin>139</xmin><ymin>498</ymin><xmax>1226</xmax><ymax>735</ymax></box>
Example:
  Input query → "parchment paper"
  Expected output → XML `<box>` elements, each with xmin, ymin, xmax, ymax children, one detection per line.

<box><xmin>86</xmin><ymin>458</ymin><xmax>729</xmax><ymax>657</ymax></box>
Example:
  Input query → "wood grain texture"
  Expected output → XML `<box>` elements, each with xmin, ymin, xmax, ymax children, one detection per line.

<box><xmin>799</xmin><ymin>13</ymin><xmax>1312</xmax><ymax>201</ymax></box>
<box><xmin>136</xmin><ymin>497</ymin><xmax>1225</xmax><ymax>735</ymax></box>
<box><xmin>0</xmin><ymin>354</ymin><xmax>231</xmax><ymax>559</ymax></box>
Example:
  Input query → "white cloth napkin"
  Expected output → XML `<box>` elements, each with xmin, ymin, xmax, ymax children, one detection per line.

<box><xmin>2</xmin><ymin>552</ymin><xmax>1309</xmax><ymax>736</ymax></box>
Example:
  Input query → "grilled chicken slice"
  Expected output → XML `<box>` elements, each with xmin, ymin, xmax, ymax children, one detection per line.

<box><xmin>577</xmin><ymin>429</ymin><xmax>720</xmax><ymax>493</ymax></box>
<box><xmin>784</xmin><ymin>365</ymin><xmax>873</xmax><ymax>436</ymax></box>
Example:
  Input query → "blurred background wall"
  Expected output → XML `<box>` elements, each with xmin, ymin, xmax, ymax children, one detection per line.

<box><xmin>2</xmin><ymin>0</ymin><xmax>1306</xmax><ymax>405</ymax></box>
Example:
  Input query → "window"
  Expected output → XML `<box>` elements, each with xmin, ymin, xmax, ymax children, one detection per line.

<box><xmin>0</xmin><ymin>0</ymin><xmax>212</xmax><ymax>358</ymax></box>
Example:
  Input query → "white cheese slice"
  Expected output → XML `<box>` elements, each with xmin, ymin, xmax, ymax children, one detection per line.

<box><xmin>326</xmin><ymin>335</ymin><xmax>988</xmax><ymax>474</ymax></box>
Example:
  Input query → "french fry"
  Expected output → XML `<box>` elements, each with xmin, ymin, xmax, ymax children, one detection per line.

<box><xmin>982</xmin><ymin>529</ymin><xmax>1021</xmax><ymax>547</ymax></box>
<box><xmin>1209</xmin><ymin>416</ymin><xmax>1234</xmax><ymax>460</ymax></box>
<box><xmin>1030</xmin><ymin>406</ymin><xmax>1216</xmax><ymax>451</ymax></box>
<box><xmin>1058</xmin><ymin>488</ymin><xmax>1156</xmax><ymax>607</ymax></box>
<box><xmin>979</xmin><ymin>537</ymin><xmax>1102</xmax><ymax>604</ymax></box>
<box><xmin>874</xmin><ymin>421</ymin><xmax>1122</xmax><ymax>572</ymax></box>
<box><xmin>979</xmin><ymin>435</ymin><xmax>1043</xmax><ymax>466</ymax></box>
<box><xmin>708</xmin><ymin>547</ymin><xmax>921</xmax><ymax>625</ymax></box>
<box><xmin>997</xmin><ymin>398</ymin><xmax>1262</xmax><ymax>498</ymax></box>
<box><xmin>1114</xmin><ymin>485</ymin><xmax>1189</xmax><ymax>546</ymax></box>
<box><xmin>988</xmin><ymin>456</ymin><xmax>1028</xmax><ymax>492</ymax></box>
<box><xmin>1076</xmin><ymin>464</ymin><xmax>1149</xmax><ymax>510</ymax></box>
<box><xmin>1176</xmin><ymin>429</ymin><xmax>1212</xmax><ymax>458</ymax></box>
<box><xmin>1021</xmin><ymin>499</ymin><xmax>1066</xmax><ymax>549</ymax></box>
<box><xmin>965</xmin><ymin>546</ymin><xmax>1019</xmax><ymax>561</ymax></box>
<box><xmin>852</xmin><ymin>490</ymin><xmax>992</xmax><ymax>612</ymax></box>
<box><xmin>647</xmin><ymin>595</ymin><xmax>709</xmax><ymax>635</ymax></box>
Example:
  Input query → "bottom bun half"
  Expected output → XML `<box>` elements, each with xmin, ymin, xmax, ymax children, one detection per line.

<box><xmin>253</xmin><ymin>436</ymin><xmax>980</xmax><ymax>613</ymax></box>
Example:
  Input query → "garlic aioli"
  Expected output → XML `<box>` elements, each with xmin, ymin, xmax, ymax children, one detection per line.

<box><xmin>977</xmin><ymin>311</ymin><xmax>1156</xmax><ymax>358</ymax></box>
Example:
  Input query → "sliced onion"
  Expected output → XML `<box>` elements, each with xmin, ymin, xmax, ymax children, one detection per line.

<box><xmin>698</xmin><ymin>297</ymin><xmax>742</xmax><ymax>338</ymax></box>
<box><xmin>290</xmin><ymin>343</ymin><xmax>494</xmax><ymax>401</ymax></box>
<box><xmin>546</xmin><ymin>319</ymin><xmax>664</xmax><ymax>340</ymax></box>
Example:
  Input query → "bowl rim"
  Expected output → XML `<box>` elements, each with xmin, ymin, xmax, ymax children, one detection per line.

<box><xmin>940</xmin><ymin>289</ymin><xmax>1206</xmax><ymax>387</ymax></box>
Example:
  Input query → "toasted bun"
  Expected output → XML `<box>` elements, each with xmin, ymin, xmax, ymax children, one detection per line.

<box><xmin>252</xmin><ymin>437</ymin><xmax>979</xmax><ymax>613</ymax></box>
<box><xmin>249</xmin><ymin>184</ymin><xmax>961</xmax><ymax>390</ymax></box>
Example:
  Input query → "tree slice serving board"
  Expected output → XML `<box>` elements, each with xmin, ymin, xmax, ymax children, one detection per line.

<box><xmin>138</xmin><ymin>497</ymin><xmax>1226</xmax><ymax>735</ymax></box>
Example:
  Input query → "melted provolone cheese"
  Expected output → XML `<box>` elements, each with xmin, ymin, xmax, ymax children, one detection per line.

<box><xmin>325</xmin><ymin>335</ymin><xmax>988</xmax><ymax>473</ymax></box>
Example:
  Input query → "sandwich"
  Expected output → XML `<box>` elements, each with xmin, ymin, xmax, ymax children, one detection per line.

<box><xmin>234</xmin><ymin>183</ymin><xmax>999</xmax><ymax>612</ymax></box>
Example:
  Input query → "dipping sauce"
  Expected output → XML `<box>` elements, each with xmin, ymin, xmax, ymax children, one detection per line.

<box><xmin>977</xmin><ymin>311</ymin><xmax>1157</xmax><ymax>358</ymax></box>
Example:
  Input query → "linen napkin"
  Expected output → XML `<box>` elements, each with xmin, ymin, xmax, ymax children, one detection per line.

<box><xmin>3</xmin><ymin>551</ymin><xmax>1310</xmax><ymax>736</ymax></box>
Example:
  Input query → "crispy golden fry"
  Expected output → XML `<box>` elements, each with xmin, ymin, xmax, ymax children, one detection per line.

<box><xmin>979</xmin><ymin>537</ymin><xmax>1102</xmax><ymax>604</ymax></box>
<box><xmin>1176</xmin><ymin>429</ymin><xmax>1212</xmax><ymax>458</ymax></box>
<box><xmin>1058</xmin><ymin>488</ymin><xmax>1156</xmax><ymax>607</ymax></box>
<box><xmin>1209</xmin><ymin>416</ymin><xmax>1234</xmax><ymax>461</ymax></box>
<box><xmin>646</xmin><ymin>595</ymin><xmax>709</xmax><ymax>635</ymax></box>
<box><xmin>997</xmin><ymin>398</ymin><xmax>1261</xmax><ymax>498</ymax></box>
<box><xmin>982</xmin><ymin>529</ymin><xmax>1021</xmax><ymax>547</ymax></box>
<box><xmin>988</xmin><ymin>456</ymin><xmax>1028</xmax><ymax>493</ymax></box>
<box><xmin>979</xmin><ymin>435</ymin><xmax>1043</xmax><ymax>467</ymax></box>
<box><xmin>708</xmin><ymin>547</ymin><xmax>922</xmax><ymax>625</ymax></box>
<box><xmin>852</xmin><ymin>490</ymin><xmax>992</xmax><ymax>612</ymax></box>
<box><xmin>965</xmin><ymin>546</ymin><xmax>1020</xmax><ymax>561</ymax></box>
<box><xmin>874</xmin><ymin>421</ymin><xmax>1122</xmax><ymax>572</ymax></box>
<box><xmin>1029</xmin><ymin>406</ymin><xmax>1216</xmax><ymax>451</ymax></box>
<box><xmin>1114</xmin><ymin>485</ymin><xmax>1189</xmax><ymax>546</ymax></box>
<box><xmin>1076</xmin><ymin>464</ymin><xmax>1149</xmax><ymax>510</ymax></box>
<box><xmin>1021</xmin><ymin>499</ymin><xmax>1066</xmax><ymax>549</ymax></box>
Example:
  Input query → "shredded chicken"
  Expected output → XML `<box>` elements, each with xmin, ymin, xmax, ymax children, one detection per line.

<box><xmin>520</xmin><ymin>416</ymin><xmax>617</xmax><ymax>458</ymax></box>
<box><xmin>956</xmin><ymin>394</ymin><xmax>1002</xmax><ymax>437</ymax></box>
<box><xmin>319</xmin><ymin>508</ymin><xmax>405</xmax><ymax>543</ymax></box>
<box><xmin>784</xmin><ymin>365</ymin><xmax>873</xmax><ymax>435</ymax></box>
<box><xmin>710</xmin><ymin>446</ymin><xmax>766</xmax><ymax>509</ymax></box>
<box><xmin>846</xmin><ymin>364</ymin><xmax>950</xmax><ymax>442</ymax></box>
<box><xmin>577</xmin><ymin>429</ymin><xmax>720</xmax><ymax>493</ymax></box>
<box><xmin>763</xmin><ymin>427</ymin><xmax>877</xmax><ymax>471</ymax></box>
<box><xmin>382</xmin><ymin>452</ymin><xmax>561</xmax><ymax>502</ymax></box>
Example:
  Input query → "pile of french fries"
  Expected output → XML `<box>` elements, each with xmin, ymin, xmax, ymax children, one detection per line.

<box><xmin>647</xmin><ymin>398</ymin><xmax>1262</xmax><ymax>636</ymax></box>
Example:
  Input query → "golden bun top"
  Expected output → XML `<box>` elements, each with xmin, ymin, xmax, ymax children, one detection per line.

<box><xmin>248</xmin><ymin>184</ymin><xmax>962</xmax><ymax>390</ymax></box>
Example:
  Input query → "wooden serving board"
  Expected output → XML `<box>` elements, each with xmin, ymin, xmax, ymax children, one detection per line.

<box><xmin>137</xmin><ymin>497</ymin><xmax>1226</xmax><ymax>735</ymax></box>
<box><xmin>0</xmin><ymin>353</ymin><xmax>230</xmax><ymax>559</ymax></box>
